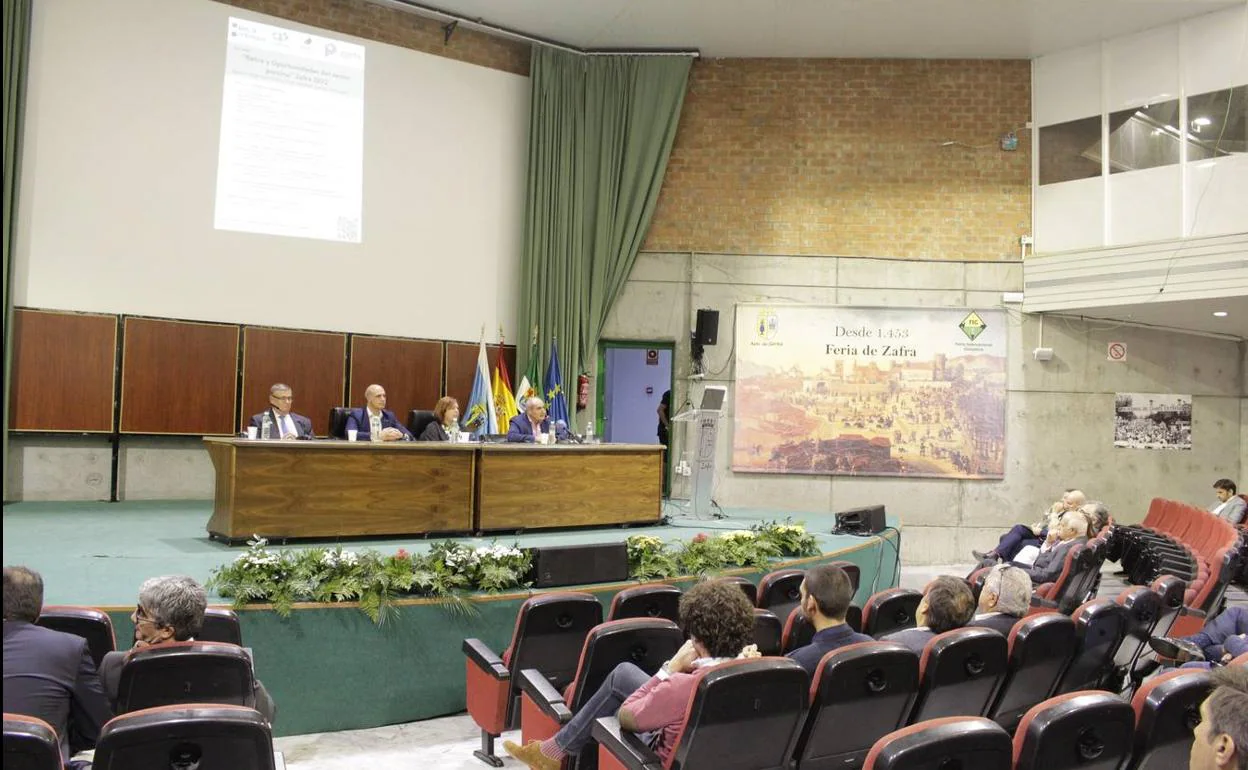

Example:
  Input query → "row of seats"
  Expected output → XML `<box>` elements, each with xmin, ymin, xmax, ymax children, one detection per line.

<box><xmin>34</xmin><ymin>605</ymin><xmax>243</xmax><ymax>671</ymax></box>
<box><xmin>5</xmin><ymin>704</ymin><xmax>279</xmax><ymax>770</ymax></box>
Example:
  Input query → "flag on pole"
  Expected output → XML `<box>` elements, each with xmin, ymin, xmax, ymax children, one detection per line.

<box><xmin>492</xmin><ymin>334</ymin><xmax>519</xmax><ymax>429</ymax></box>
<box><xmin>543</xmin><ymin>337</ymin><xmax>570</xmax><ymax>427</ymax></box>
<box><xmin>515</xmin><ymin>325</ymin><xmax>540</xmax><ymax>407</ymax></box>
<box><xmin>463</xmin><ymin>339</ymin><xmax>498</xmax><ymax>437</ymax></box>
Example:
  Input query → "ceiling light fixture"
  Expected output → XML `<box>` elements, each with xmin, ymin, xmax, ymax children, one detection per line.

<box><xmin>1212</xmin><ymin>311</ymin><xmax>1228</xmax><ymax>318</ymax></box>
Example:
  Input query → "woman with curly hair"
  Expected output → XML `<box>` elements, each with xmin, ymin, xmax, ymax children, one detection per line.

<box><xmin>504</xmin><ymin>579</ymin><xmax>757</xmax><ymax>769</ymax></box>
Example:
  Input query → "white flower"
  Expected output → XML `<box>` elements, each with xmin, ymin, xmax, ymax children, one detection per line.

<box><xmin>341</xmin><ymin>551</ymin><xmax>359</xmax><ymax>567</ymax></box>
<box><xmin>722</xmin><ymin>530</ymin><xmax>756</xmax><ymax>541</ymax></box>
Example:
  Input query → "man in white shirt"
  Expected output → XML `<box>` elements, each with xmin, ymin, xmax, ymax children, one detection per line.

<box><xmin>1210</xmin><ymin>479</ymin><xmax>1246</xmax><ymax>526</ymax></box>
<box><xmin>247</xmin><ymin>383</ymin><xmax>313</xmax><ymax>439</ymax></box>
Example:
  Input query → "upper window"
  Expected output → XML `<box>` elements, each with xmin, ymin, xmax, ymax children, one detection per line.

<box><xmin>1186</xmin><ymin>86</ymin><xmax>1246</xmax><ymax>158</ymax></box>
<box><xmin>1038</xmin><ymin>116</ymin><xmax>1102</xmax><ymax>185</ymax></box>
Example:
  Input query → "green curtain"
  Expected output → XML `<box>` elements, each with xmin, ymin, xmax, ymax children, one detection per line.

<box><xmin>518</xmin><ymin>48</ymin><xmax>691</xmax><ymax>429</ymax></box>
<box><xmin>3</xmin><ymin>0</ymin><xmax>33</xmax><ymax>501</ymax></box>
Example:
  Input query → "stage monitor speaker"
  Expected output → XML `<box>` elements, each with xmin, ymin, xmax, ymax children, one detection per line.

<box><xmin>695</xmin><ymin>309</ymin><xmax>719</xmax><ymax>346</ymax></box>
<box><xmin>834</xmin><ymin>505</ymin><xmax>887</xmax><ymax>535</ymax></box>
<box><xmin>527</xmin><ymin>542</ymin><xmax>629</xmax><ymax>588</ymax></box>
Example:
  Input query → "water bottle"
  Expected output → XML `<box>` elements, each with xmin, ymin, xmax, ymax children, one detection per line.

<box><xmin>260</xmin><ymin>411</ymin><xmax>273</xmax><ymax>440</ymax></box>
<box><xmin>547</xmin><ymin>421</ymin><xmax>556</xmax><ymax>445</ymax></box>
<box><xmin>584</xmin><ymin>421</ymin><xmax>594</xmax><ymax>444</ymax></box>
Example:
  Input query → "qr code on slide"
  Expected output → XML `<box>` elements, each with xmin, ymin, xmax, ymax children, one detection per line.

<box><xmin>337</xmin><ymin>216</ymin><xmax>360</xmax><ymax>242</ymax></box>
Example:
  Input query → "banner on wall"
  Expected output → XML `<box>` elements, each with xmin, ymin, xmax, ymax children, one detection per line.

<box><xmin>733</xmin><ymin>305</ymin><xmax>1008</xmax><ymax>479</ymax></box>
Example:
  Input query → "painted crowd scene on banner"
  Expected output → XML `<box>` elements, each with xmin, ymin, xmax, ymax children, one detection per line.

<box><xmin>733</xmin><ymin>305</ymin><xmax>1008</xmax><ymax>479</ymax></box>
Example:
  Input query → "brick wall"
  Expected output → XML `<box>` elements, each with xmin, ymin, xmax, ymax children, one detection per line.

<box><xmin>644</xmin><ymin>58</ymin><xmax>1032</xmax><ymax>261</ymax></box>
<box><xmin>218</xmin><ymin>0</ymin><xmax>530</xmax><ymax>76</ymax></box>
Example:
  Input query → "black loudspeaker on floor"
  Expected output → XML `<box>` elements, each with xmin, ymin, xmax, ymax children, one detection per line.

<box><xmin>527</xmin><ymin>543</ymin><xmax>630</xmax><ymax>588</ymax></box>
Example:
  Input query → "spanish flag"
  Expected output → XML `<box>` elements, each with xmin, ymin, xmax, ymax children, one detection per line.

<box><xmin>493</xmin><ymin>338</ymin><xmax>519</xmax><ymax>428</ymax></box>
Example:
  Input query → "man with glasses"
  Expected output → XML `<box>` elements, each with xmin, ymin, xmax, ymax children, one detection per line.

<box><xmin>248</xmin><ymin>383</ymin><xmax>314</xmax><ymax>439</ymax></box>
<box><xmin>97</xmin><ymin>575</ymin><xmax>276</xmax><ymax>722</ymax></box>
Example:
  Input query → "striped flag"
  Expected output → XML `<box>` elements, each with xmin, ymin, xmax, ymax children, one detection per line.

<box><xmin>493</xmin><ymin>337</ymin><xmax>519</xmax><ymax>429</ymax></box>
<box><xmin>463</xmin><ymin>339</ymin><xmax>498</xmax><ymax>437</ymax></box>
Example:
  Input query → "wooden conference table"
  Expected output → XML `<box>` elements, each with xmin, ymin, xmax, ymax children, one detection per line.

<box><xmin>204</xmin><ymin>437</ymin><xmax>663</xmax><ymax>540</ymax></box>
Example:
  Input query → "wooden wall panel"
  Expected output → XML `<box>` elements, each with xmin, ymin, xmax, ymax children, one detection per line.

<box><xmin>445</xmin><ymin>343</ymin><xmax>517</xmax><ymax>414</ymax></box>
<box><xmin>120</xmin><ymin>318</ymin><xmax>239</xmax><ymax>435</ymax></box>
<box><xmin>241</xmin><ymin>328</ymin><xmax>347</xmax><ymax>436</ymax></box>
<box><xmin>9</xmin><ymin>309</ymin><xmax>117</xmax><ymax>432</ymax></box>
<box><xmin>347</xmin><ymin>336</ymin><xmax>442</xmax><ymax>422</ymax></box>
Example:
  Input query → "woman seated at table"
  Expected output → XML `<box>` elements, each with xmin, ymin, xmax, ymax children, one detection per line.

<box><xmin>419</xmin><ymin>397</ymin><xmax>460</xmax><ymax>441</ymax></box>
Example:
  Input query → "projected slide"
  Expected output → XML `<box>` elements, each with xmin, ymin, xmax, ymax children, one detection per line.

<box><xmin>215</xmin><ymin>17</ymin><xmax>365</xmax><ymax>242</ymax></box>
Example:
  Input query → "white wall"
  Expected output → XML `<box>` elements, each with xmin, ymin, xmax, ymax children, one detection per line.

<box><xmin>14</xmin><ymin>0</ymin><xmax>528</xmax><ymax>342</ymax></box>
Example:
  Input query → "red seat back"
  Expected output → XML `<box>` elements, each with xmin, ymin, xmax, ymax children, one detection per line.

<box><xmin>756</xmin><ymin>568</ymin><xmax>805</xmax><ymax>623</ymax></box>
<box><xmin>1050</xmin><ymin>599</ymin><xmax>1127</xmax><ymax>696</ymax></box>
<box><xmin>1012</xmin><ymin>691</ymin><xmax>1134</xmax><ymax>770</ymax></box>
<box><xmin>607</xmin><ymin>584</ymin><xmax>681</xmax><ymax>623</ymax></box>
<box><xmin>862</xmin><ymin>588</ymin><xmax>922</xmax><ymax>638</ymax></box>
<box><xmin>863</xmin><ymin>716</ymin><xmax>1012</xmax><ymax>770</ymax></box>
<box><xmin>1127</xmin><ymin>669</ymin><xmax>1214</xmax><ymax>770</ymax></box>
<box><xmin>988</xmin><ymin>613</ymin><xmax>1077</xmax><ymax>731</ymax></box>
<box><xmin>781</xmin><ymin>607</ymin><xmax>815</xmax><ymax>655</ymax></box>
<box><xmin>3</xmin><ymin>713</ymin><xmax>61</xmax><ymax>770</ymax></box>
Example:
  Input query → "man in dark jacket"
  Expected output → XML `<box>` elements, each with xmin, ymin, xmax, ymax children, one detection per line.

<box><xmin>1015</xmin><ymin>511</ymin><xmax>1089</xmax><ymax>587</ymax></box>
<box><xmin>2</xmin><ymin>566</ymin><xmax>113</xmax><ymax>763</ymax></box>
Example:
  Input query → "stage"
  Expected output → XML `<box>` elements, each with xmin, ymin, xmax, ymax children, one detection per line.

<box><xmin>2</xmin><ymin>500</ymin><xmax>901</xmax><ymax>736</ymax></box>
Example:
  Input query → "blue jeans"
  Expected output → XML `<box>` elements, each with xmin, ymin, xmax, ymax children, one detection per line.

<box><xmin>554</xmin><ymin>662</ymin><xmax>651</xmax><ymax>754</ymax></box>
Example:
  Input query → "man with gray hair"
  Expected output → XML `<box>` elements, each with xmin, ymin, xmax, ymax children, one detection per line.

<box><xmin>506</xmin><ymin>395</ymin><xmax>569</xmax><ymax>443</ymax></box>
<box><xmin>972</xmin><ymin>489</ymin><xmax>1087</xmax><ymax>562</ymax></box>
<box><xmin>1081</xmin><ymin>501</ymin><xmax>1110</xmax><ymax>535</ymax></box>
<box><xmin>247</xmin><ymin>383</ymin><xmax>313</xmax><ymax>439</ymax></box>
<box><xmin>97</xmin><ymin>575</ymin><xmax>276</xmax><ymax>722</ymax></box>
<box><xmin>969</xmin><ymin>564</ymin><xmax>1032</xmax><ymax>635</ymax></box>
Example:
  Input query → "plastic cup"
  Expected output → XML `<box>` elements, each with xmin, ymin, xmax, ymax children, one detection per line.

<box><xmin>245</xmin><ymin>426</ymin><xmax>258</xmax><ymax>439</ymax></box>
<box><xmin>347</xmin><ymin>429</ymin><xmax>358</xmax><ymax>442</ymax></box>
<box><xmin>459</xmin><ymin>432</ymin><xmax>471</xmax><ymax>443</ymax></box>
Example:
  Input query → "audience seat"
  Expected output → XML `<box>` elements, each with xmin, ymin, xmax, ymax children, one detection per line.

<box><xmin>115</xmin><ymin>641</ymin><xmax>256</xmax><ymax>714</ymax></box>
<box><xmin>592</xmin><ymin>658</ymin><xmax>807</xmax><ymax>770</ymax></box>
<box><xmin>327</xmin><ymin>407</ymin><xmax>351</xmax><ymax>440</ymax></box>
<box><xmin>1050</xmin><ymin>599</ymin><xmax>1128</xmax><ymax>696</ymax></box>
<box><xmin>606</xmin><ymin>584</ymin><xmax>681</xmax><ymax>623</ymax></box>
<box><xmin>986</xmin><ymin>613</ymin><xmax>1077</xmax><ymax>731</ymax></box>
<box><xmin>200</xmin><ymin>607</ymin><xmax>243</xmax><ymax>646</ymax></box>
<box><xmin>780</xmin><ymin>607</ymin><xmax>815</xmax><ymax>655</ymax></box>
<box><xmin>756</xmin><ymin>568</ymin><xmax>804</xmax><ymax>623</ymax></box>
<box><xmin>463</xmin><ymin>592</ymin><xmax>602</xmax><ymax>766</ymax></box>
<box><xmin>1125</xmin><ymin>668</ymin><xmax>1215</xmax><ymax>770</ymax></box>
<box><xmin>407</xmin><ymin>409</ymin><xmax>437</xmax><ymax>438</ymax></box>
<box><xmin>793</xmin><ymin>641</ymin><xmax>919</xmax><ymax>770</ymax></box>
<box><xmin>753</xmin><ymin>609</ymin><xmax>784</xmax><ymax>656</ymax></box>
<box><xmin>862</xmin><ymin>716</ymin><xmax>1012</xmax><ymax>770</ymax></box>
<box><xmin>517</xmin><ymin>618</ymin><xmax>682</xmax><ymax>769</ymax></box>
<box><xmin>718</xmin><ymin>576</ymin><xmax>758</xmax><ymax>605</ymax></box>
<box><xmin>92</xmin><ymin>704</ymin><xmax>275</xmax><ymax>770</ymax></box>
<box><xmin>826</xmin><ymin>561</ymin><xmax>862</xmax><ymax>594</ymax></box>
<box><xmin>846</xmin><ymin>604</ymin><xmax>864</xmax><ymax>633</ymax></box>
<box><xmin>908</xmin><ymin>627</ymin><xmax>1008</xmax><ymax>723</ymax></box>
<box><xmin>861</xmin><ymin>588</ymin><xmax>922</xmax><ymax>638</ymax></box>
<box><xmin>3</xmin><ymin>713</ymin><xmax>61</xmax><ymax>770</ymax></box>
<box><xmin>36</xmin><ymin>605</ymin><xmax>116</xmax><ymax>671</ymax></box>
<box><xmin>1012</xmin><ymin>691</ymin><xmax>1134</xmax><ymax>770</ymax></box>
<box><xmin>1110</xmin><ymin>587</ymin><xmax>1163</xmax><ymax>679</ymax></box>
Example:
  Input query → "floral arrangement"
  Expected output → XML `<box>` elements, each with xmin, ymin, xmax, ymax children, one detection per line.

<box><xmin>208</xmin><ymin>538</ymin><xmax>532</xmax><ymax>625</ymax></box>
<box><xmin>626</xmin><ymin>519</ymin><xmax>821</xmax><ymax>579</ymax></box>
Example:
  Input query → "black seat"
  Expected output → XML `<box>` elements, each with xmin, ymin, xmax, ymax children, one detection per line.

<box><xmin>200</xmin><ymin>607</ymin><xmax>243</xmax><ymax>646</ymax></box>
<box><xmin>518</xmin><ymin>618</ymin><xmax>682</xmax><ymax>770</ymax></box>
<box><xmin>3</xmin><ymin>713</ymin><xmax>61</xmax><ymax>770</ymax></box>
<box><xmin>793</xmin><ymin>641</ymin><xmax>920</xmax><ymax>770</ymax></box>
<box><xmin>987</xmin><ymin>613</ymin><xmax>1077</xmax><ymax>731</ymax></box>
<box><xmin>753</xmin><ymin>608</ymin><xmax>783</xmax><ymax>656</ymax></box>
<box><xmin>607</xmin><ymin>584</ymin><xmax>681</xmax><ymax>623</ymax></box>
<box><xmin>593</xmin><ymin>658</ymin><xmax>808</xmax><ymax>770</ymax></box>
<box><xmin>862</xmin><ymin>588</ymin><xmax>922</xmax><ymax>638</ymax></box>
<box><xmin>115</xmin><ymin>641</ymin><xmax>256</xmax><ymax>714</ymax></box>
<box><xmin>92</xmin><ymin>704</ymin><xmax>275</xmax><ymax>770</ymax></box>
<box><xmin>1125</xmin><ymin>668</ymin><xmax>1215</xmax><ymax>770</ymax></box>
<box><xmin>827</xmin><ymin>560</ymin><xmax>862</xmax><ymax>594</ymax></box>
<box><xmin>757</xmin><ymin>568</ymin><xmax>804</xmax><ymax>624</ymax></box>
<box><xmin>36</xmin><ymin>605</ymin><xmax>116</xmax><ymax>670</ymax></box>
<box><xmin>719</xmin><ymin>576</ymin><xmax>758</xmax><ymax>605</ymax></box>
<box><xmin>1012</xmin><ymin>691</ymin><xmax>1135</xmax><ymax>770</ymax></box>
<box><xmin>863</xmin><ymin>716</ymin><xmax>1012</xmax><ymax>770</ymax></box>
<box><xmin>328</xmin><ymin>407</ymin><xmax>352</xmax><ymax>439</ymax></box>
<box><xmin>1110</xmin><ymin>587</ymin><xmax>1163</xmax><ymax>682</ymax></box>
<box><xmin>909</xmin><ymin>627</ymin><xmax>1009</xmax><ymax>723</ymax></box>
<box><xmin>1051</xmin><ymin>599</ymin><xmax>1128</xmax><ymax>696</ymax></box>
<box><xmin>781</xmin><ymin>606</ymin><xmax>815</xmax><ymax>654</ymax></box>
<box><xmin>408</xmin><ymin>409</ymin><xmax>437</xmax><ymax>438</ymax></box>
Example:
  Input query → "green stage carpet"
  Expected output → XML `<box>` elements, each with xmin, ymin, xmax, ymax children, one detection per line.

<box><xmin>2</xmin><ymin>500</ymin><xmax>901</xmax><ymax>736</ymax></box>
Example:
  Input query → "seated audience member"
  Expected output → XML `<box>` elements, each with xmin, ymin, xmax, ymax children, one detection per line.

<box><xmin>1189</xmin><ymin>666</ymin><xmax>1248</xmax><ymax>770</ymax></box>
<box><xmin>786</xmin><ymin>564</ymin><xmax>873</xmax><ymax>676</ymax></box>
<box><xmin>1153</xmin><ymin>606</ymin><xmax>1248</xmax><ymax>666</ymax></box>
<box><xmin>1081</xmin><ymin>500</ymin><xmax>1110</xmax><ymax>535</ymax></box>
<box><xmin>346</xmin><ymin>384</ymin><xmax>412</xmax><ymax>442</ymax></box>
<box><xmin>968</xmin><ymin>564</ymin><xmax>1032</xmax><ymax>636</ymax></box>
<box><xmin>881</xmin><ymin>576</ymin><xmax>976</xmax><ymax>654</ymax></box>
<box><xmin>98</xmin><ymin>575</ymin><xmax>276</xmax><ymax>723</ymax></box>
<box><xmin>503</xmin><ymin>579</ymin><xmax>758</xmax><ymax>770</ymax></box>
<box><xmin>972</xmin><ymin>489</ymin><xmax>1086</xmax><ymax>562</ymax></box>
<box><xmin>505</xmin><ymin>396</ymin><xmax>569</xmax><ymax>444</ymax></box>
<box><xmin>247</xmin><ymin>383</ymin><xmax>313</xmax><ymax>439</ymax></box>
<box><xmin>2</xmin><ymin>566</ymin><xmax>112</xmax><ymax>763</ymax></box>
<box><xmin>1210</xmin><ymin>479</ymin><xmax>1246</xmax><ymax>525</ymax></box>
<box><xmin>1011</xmin><ymin>511</ymin><xmax>1090</xmax><ymax>587</ymax></box>
<box><xmin>418</xmin><ymin>397</ymin><xmax>460</xmax><ymax>441</ymax></box>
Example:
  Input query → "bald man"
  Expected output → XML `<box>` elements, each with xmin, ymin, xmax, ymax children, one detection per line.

<box><xmin>345</xmin><ymin>384</ymin><xmax>412</xmax><ymax>442</ymax></box>
<box><xmin>972</xmin><ymin>489</ymin><xmax>1087</xmax><ymax>563</ymax></box>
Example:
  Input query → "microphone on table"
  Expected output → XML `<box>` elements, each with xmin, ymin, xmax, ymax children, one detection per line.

<box><xmin>555</xmin><ymin>419</ymin><xmax>583</xmax><ymax>444</ymax></box>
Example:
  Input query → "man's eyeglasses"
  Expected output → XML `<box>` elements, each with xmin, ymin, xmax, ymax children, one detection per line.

<box><xmin>133</xmin><ymin>604</ymin><xmax>158</xmax><ymax>625</ymax></box>
<box><xmin>271</xmin><ymin>395</ymin><xmax>293</xmax><ymax>402</ymax></box>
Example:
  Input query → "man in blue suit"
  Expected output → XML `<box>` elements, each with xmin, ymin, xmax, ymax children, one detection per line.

<box><xmin>506</xmin><ymin>397</ymin><xmax>569</xmax><ymax>443</ymax></box>
<box><xmin>2</xmin><ymin>566</ymin><xmax>113</xmax><ymax>763</ymax></box>
<box><xmin>346</xmin><ymin>384</ymin><xmax>412</xmax><ymax>442</ymax></box>
<box><xmin>247</xmin><ymin>383</ymin><xmax>313</xmax><ymax>439</ymax></box>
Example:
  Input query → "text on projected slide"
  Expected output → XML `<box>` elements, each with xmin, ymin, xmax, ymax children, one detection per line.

<box><xmin>215</xmin><ymin>18</ymin><xmax>365</xmax><ymax>243</ymax></box>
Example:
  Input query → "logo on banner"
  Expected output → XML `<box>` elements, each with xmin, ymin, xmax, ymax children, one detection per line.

<box><xmin>755</xmin><ymin>308</ymin><xmax>779</xmax><ymax>342</ymax></box>
<box><xmin>958</xmin><ymin>311</ymin><xmax>987</xmax><ymax>341</ymax></box>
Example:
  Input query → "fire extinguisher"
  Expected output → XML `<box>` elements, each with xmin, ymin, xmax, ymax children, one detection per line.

<box><xmin>576</xmin><ymin>374</ymin><xmax>590</xmax><ymax>410</ymax></box>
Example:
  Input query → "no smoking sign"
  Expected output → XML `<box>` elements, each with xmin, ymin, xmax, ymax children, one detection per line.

<box><xmin>1107</xmin><ymin>342</ymin><xmax>1127</xmax><ymax>362</ymax></box>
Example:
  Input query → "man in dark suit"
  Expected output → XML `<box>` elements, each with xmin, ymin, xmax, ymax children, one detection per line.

<box><xmin>345</xmin><ymin>384</ymin><xmax>412</xmax><ymax>442</ymax></box>
<box><xmin>506</xmin><ymin>396</ymin><xmax>569</xmax><ymax>443</ymax></box>
<box><xmin>247</xmin><ymin>383</ymin><xmax>313</xmax><ymax>439</ymax></box>
<box><xmin>882</xmin><ymin>576</ymin><xmax>976</xmax><ymax>654</ymax></box>
<box><xmin>968</xmin><ymin>564</ymin><xmax>1031</xmax><ymax>636</ymax></box>
<box><xmin>2</xmin><ymin>566</ymin><xmax>113</xmax><ymax>763</ymax></box>
<box><xmin>97</xmin><ymin>575</ymin><xmax>276</xmax><ymax>723</ymax></box>
<box><xmin>1014</xmin><ymin>511</ymin><xmax>1089</xmax><ymax>587</ymax></box>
